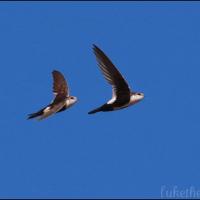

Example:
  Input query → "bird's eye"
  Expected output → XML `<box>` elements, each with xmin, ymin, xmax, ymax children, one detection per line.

<box><xmin>70</xmin><ymin>97</ymin><xmax>74</xmax><ymax>99</ymax></box>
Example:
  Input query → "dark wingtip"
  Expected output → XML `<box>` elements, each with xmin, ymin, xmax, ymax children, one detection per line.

<box><xmin>92</xmin><ymin>44</ymin><xmax>102</xmax><ymax>57</ymax></box>
<box><xmin>92</xmin><ymin>43</ymin><xmax>97</xmax><ymax>47</ymax></box>
<box><xmin>92</xmin><ymin>44</ymin><xmax>99</xmax><ymax>50</ymax></box>
<box><xmin>27</xmin><ymin>115</ymin><xmax>33</xmax><ymax>120</ymax></box>
<box><xmin>88</xmin><ymin>108</ymin><xmax>99</xmax><ymax>114</ymax></box>
<box><xmin>88</xmin><ymin>110</ymin><xmax>94</xmax><ymax>114</ymax></box>
<box><xmin>27</xmin><ymin>112</ymin><xmax>40</xmax><ymax>120</ymax></box>
<box><xmin>52</xmin><ymin>70</ymin><xmax>60</xmax><ymax>74</ymax></box>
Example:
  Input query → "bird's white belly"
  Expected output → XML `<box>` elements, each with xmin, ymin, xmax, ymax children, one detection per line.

<box><xmin>107</xmin><ymin>97</ymin><xmax>116</xmax><ymax>104</ymax></box>
<box><xmin>65</xmin><ymin>99</ymin><xmax>75</xmax><ymax>109</ymax></box>
<box><xmin>38</xmin><ymin>102</ymin><xmax>66</xmax><ymax>120</ymax></box>
<box><xmin>129</xmin><ymin>94</ymin><xmax>142</xmax><ymax>106</ymax></box>
<box><xmin>112</xmin><ymin>95</ymin><xmax>141</xmax><ymax>110</ymax></box>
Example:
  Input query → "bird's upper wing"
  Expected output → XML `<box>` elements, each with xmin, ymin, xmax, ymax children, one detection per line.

<box><xmin>52</xmin><ymin>70</ymin><xmax>69</xmax><ymax>103</ymax></box>
<box><xmin>93</xmin><ymin>44</ymin><xmax>131</xmax><ymax>103</ymax></box>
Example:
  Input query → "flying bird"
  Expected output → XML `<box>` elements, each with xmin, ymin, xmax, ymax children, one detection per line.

<box><xmin>28</xmin><ymin>70</ymin><xmax>77</xmax><ymax>120</ymax></box>
<box><xmin>88</xmin><ymin>44</ymin><xmax>144</xmax><ymax>114</ymax></box>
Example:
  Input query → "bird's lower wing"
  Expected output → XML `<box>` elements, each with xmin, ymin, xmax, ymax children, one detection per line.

<box><xmin>38</xmin><ymin>101</ymin><xmax>66</xmax><ymax>120</ymax></box>
<box><xmin>28</xmin><ymin>101</ymin><xmax>66</xmax><ymax>120</ymax></box>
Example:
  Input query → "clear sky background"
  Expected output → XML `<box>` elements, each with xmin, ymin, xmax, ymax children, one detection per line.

<box><xmin>0</xmin><ymin>2</ymin><xmax>200</xmax><ymax>198</ymax></box>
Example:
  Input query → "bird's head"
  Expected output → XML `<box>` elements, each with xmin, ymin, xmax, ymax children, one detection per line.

<box><xmin>135</xmin><ymin>92</ymin><xmax>144</xmax><ymax>101</ymax></box>
<box><xmin>69</xmin><ymin>96</ymin><xmax>78</xmax><ymax>105</ymax></box>
<box><xmin>130</xmin><ymin>92</ymin><xmax>144</xmax><ymax>105</ymax></box>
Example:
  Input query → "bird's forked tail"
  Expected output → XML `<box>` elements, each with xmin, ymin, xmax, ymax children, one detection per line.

<box><xmin>27</xmin><ymin>110</ymin><xmax>43</xmax><ymax>120</ymax></box>
<box><xmin>88</xmin><ymin>107</ymin><xmax>102</xmax><ymax>114</ymax></box>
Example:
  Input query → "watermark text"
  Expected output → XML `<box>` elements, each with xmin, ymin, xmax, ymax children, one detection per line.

<box><xmin>161</xmin><ymin>185</ymin><xmax>200</xmax><ymax>198</ymax></box>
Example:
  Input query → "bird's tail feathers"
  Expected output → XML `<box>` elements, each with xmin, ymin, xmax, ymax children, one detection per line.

<box><xmin>88</xmin><ymin>107</ymin><xmax>102</xmax><ymax>114</ymax></box>
<box><xmin>27</xmin><ymin>110</ymin><xmax>43</xmax><ymax>120</ymax></box>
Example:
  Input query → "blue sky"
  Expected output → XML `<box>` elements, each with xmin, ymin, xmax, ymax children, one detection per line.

<box><xmin>0</xmin><ymin>2</ymin><xmax>200</xmax><ymax>198</ymax></box>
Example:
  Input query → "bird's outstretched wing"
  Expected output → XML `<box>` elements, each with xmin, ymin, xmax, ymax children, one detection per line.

<box><xmin>27</xmin><ymin>70</ymin><xmax>69</xmax><ymax>120</ymax></box>
<box><xmin>93</xmin><ymin>44</ymin><xmax>131</xmax><ymax>104</ymax></box>
<box><xmin>27</xmin><ymin>101</ymin><xmax>66</xmax><ymax>120</ymax></box>
<box><xmin>52</xmin><ymin>70</ymin><xmax>69</xmax><ymax>103</ymax></box>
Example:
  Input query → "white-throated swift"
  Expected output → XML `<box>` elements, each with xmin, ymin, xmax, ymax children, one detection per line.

<box><xmin>28</xmin><ymin>70</ymin><xmax>77</xmax><ymax>120</ymax></box>
<box><xmin>88</xmin><ymin>44</ymin><xmax>144</xmax><ymax>114</ymax></box>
